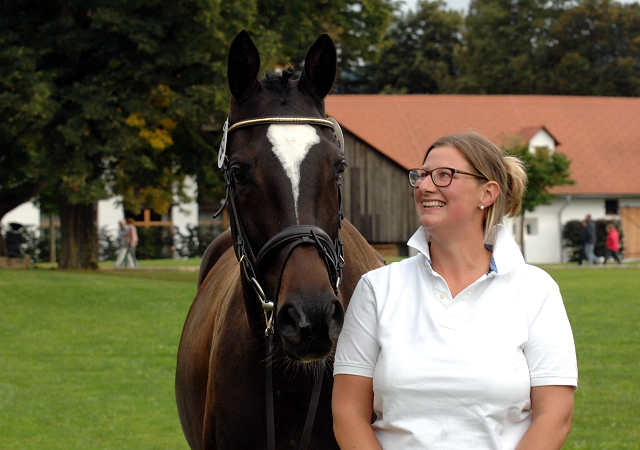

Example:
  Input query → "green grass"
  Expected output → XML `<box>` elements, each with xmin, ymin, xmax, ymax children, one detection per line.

<box><xmin>33</xmin><ymin>258</ymin><xmax>202</xmax><ymax>270</ymax></box>
<box><xmin>546</xmin><ymin>268</ymin><xmax>640</xmax><ymax>449</ymax></box>
<box><xmin>0</xmin><ymin>266</ymin><xmax>638</xmax><ymax>448</ymax></box>
<box><xmin>0</xmin><ymin>269</ymin><xmax>197</xmax><ymax>449</ymax></box>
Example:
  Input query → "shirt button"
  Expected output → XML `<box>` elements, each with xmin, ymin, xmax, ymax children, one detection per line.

<box><xmin>439</xmin><ymin>293</ymin><xmax>446</xmax><ymax>299</ymax></box>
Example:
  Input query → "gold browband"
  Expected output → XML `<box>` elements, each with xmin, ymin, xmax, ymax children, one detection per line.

<box><xmin>227</xmin><ymin>117</ymin><xmax>336</xmax><ymax>133</ymax></box>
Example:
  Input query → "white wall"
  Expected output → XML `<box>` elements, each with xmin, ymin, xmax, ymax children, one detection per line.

<box><xmin>529</xmin><ymin>130</ymin><xmax>556</xmax><ymax>154</ymax></box>
<box><xmin>1</xmin><ymin>202</ymin><xmax>40</xmax><ymax>234</ymax></box>
<box><xmin>97</xmin><ymin>197</ymin><xmax>125</xmax><ymax>236</ymax></box>
<box><xmin>522</xmin><ymin>196</ymin><xmax>621</xmax><ymax>264</ymax></box>
<box><xmin>171</xmin><ymin>176</ymin><xmax>199</xmax><ymax>236</ymax></box>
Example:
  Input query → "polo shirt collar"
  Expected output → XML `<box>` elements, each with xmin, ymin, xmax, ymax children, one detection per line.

<box><xmin>407</xmin><ymin>224</ymin><xmax>525</xmax><ymax>276</ymax></box>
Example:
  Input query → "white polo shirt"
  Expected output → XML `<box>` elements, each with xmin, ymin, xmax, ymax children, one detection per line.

<box><xmin>334</xmin><ymin>225</ymin><xmax>578</xmax><ymax>449</ymax></box>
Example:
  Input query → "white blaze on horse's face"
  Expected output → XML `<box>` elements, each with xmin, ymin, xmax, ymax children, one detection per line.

<box><xmin>267</xmin><ymin>124</ymin><xmax>320</xmax><ymax>222</ymax></box>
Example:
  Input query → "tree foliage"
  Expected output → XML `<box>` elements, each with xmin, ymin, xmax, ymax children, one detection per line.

<box><xmin>363</xmin><ymin>0</ymin><xmax>463</xmax><ymax>94</ymax></box>
<box><xmin>363</xmin><ymin>0</ymin><xmax>640</xmax><ymax>96</ymax></box>
<box><xmin>456</xmin><ymin>0</ymin><xmax>563</xmax><ymax>94</ymax></box>
<box><xmin>504</xmin><ymin>140</ymin><xmax>574</xmax><ymax>213</ymax></box>
<box><xmin>0</xmin><ymin>0</ymin><xmax>394</xmax><ymax>267</ymax></box>
<box><xmin>543</xmin><ymin>0</ymin><xmax>640</xmax><ymax>96</ymax></box>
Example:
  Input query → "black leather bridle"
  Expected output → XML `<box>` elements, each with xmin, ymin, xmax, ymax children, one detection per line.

<box><xmin>214</xmin><ymin>115</ymin><xmax>345</xmax><ymax>450</ymax></box>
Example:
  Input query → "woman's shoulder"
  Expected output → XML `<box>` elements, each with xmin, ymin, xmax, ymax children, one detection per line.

<box><xmin>361</xmin><ymin>254</ymin><xmax>425</xmax><ymax>285</ymax></box>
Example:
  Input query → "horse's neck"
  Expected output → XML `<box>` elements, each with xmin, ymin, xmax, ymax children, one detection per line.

<box><xmin>338</xmin><ymin>219</ymin><xmax>385</xmax><ymax>304</ymax></box>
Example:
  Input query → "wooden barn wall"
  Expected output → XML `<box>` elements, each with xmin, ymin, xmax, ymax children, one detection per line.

<box><xmin>341</xmin><ymin>131</ymin><xmax>418</xmax><ymax>248</ymax></box>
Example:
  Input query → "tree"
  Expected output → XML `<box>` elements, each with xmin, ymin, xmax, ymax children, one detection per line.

<box><xmin>363</xmin><ymin>0</ymin><xmax>463</xmax><ymax>94</ymax></box>
<box><xmin>504</xmin><ymin>139</ymin><xmax>574</xmax><ymax>257</ymax></box>
<box><xmin>543</xmin><ymin>0</ymin><xmax>640</xmax><ymax>96</ymax></box>
<box><xmin>0</xmin><ymin>31</ymin><xmax>59</xmax><ymax>256</ymax></box>
<box><xmin>1</xmin><ymin>0</ymin><xmax>394</xmax><ymax>268</ymax></box>
<box><xmin>456</xmin><ymin>0</ymin><xmax>564</xmax><ymax>94</ymax></box>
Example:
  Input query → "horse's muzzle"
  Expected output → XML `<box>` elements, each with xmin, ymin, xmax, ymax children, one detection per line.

<box><xmin>277</xmin><ymin>295</ymin><xmax>344</xmax><ymax>361</ymax></box>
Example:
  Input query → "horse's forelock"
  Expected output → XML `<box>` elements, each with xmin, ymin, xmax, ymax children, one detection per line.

<box><xmin>262</xmin><ymin>67</ymin><xmax>298</xmax><ymax>92</ymax></box>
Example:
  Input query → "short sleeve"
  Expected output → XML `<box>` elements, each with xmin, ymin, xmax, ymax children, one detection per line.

<box><xmin>333</xmin><ymin>276</ymin><xmax>380</xmax><ymax>378</ymax></box>
<box><xmin>524</xmin><ymin>282</ymin><xmax>578</xmax><ymax>389</ymax></box>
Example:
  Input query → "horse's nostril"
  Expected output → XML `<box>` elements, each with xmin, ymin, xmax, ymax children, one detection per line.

<box><xmin>327</xmin><ymin>300</ymin><xmax>345</xmax><ymax>341</ymax></box>
<box><xmin>279</xmin><ymin>304</ymin><xmax>309</xmax><ymax>345</ymax></box>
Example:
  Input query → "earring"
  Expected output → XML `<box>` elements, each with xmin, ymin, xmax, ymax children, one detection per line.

<box><xmin>479</xmin><ymin>205</ymin><xmax>485</xmax><ymax>210</ymax></box>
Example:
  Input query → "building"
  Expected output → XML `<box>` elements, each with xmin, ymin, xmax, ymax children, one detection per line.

<box><xmin>325</xmin><ymin>94</ymin><xmax>640</xmax><ymax>263</ymax></box>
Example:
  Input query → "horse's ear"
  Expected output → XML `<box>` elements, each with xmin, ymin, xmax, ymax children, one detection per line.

<box><xmin>228</xmin><ymin>30</ymin><xmax>261</xmax><ymax>101</ymax></box>
<box><xmin>298</xmin><ymin>34</ymin><xmax>337</xmax><ymax>100</ymax></box>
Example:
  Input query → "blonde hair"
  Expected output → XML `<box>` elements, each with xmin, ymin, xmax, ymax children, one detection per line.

<box><xmin>425</xmin><ymin>133</ymin><xmax>527</xmax><ymax>238</ymax></box>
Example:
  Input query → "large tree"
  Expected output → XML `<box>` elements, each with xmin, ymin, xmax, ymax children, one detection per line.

<box><xmin>456</xmin><ymin>0</ymin><xmax>564</xmax><ymax>94</ymax></box>
<box><xmin>542</xmin><ymin>0</ymin><xmax>640</xmax><ymax>96</ymax></box>
<box><xmin>0</xmin><ymin>29</ymin><xmax>59</xmax><ymax>256</ymax></box>
<box><xmin>1</xmin><ymin>0</ymin><xmax>394</xmax><ymax>268</ymax></box>
<box><xmin>362</xmin><ymin>0</ymin><xmax>463</xmax><ymax>94</ymax></box>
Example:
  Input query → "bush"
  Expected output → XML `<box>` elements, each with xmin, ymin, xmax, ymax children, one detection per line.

<box><xmin>173</xmin><ymin>224</ymin><xmax>224</xmax><ymax>258</ymax></box>
<box><xmin>19</xmin><ymin>225</ymin><xmax>61</xmax><ymax>263</ymax></box>
<box><xmin>135</xmin><ymin>226</ymin><xmax>173</xmax><ymax>260</ymax></box>
<box><xmin>99</xmin><ymin>226</ymin><xmax>119</xmax><ymax>262</ymax></box>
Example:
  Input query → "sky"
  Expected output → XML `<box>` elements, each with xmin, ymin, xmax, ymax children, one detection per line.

<box><xmin>401</xmin><ymin>0</ymin><xmax>639</xmax><ymax>14</ymax></box>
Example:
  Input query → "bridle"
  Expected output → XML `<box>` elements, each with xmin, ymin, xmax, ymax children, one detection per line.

<box><xmin>214</xmin><ymin>115</ymin><xmax>346</xmax><ymax>450</ymax></box>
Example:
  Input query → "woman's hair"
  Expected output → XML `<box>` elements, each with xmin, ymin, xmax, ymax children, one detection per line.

<box><xmin>125</xmin><ymin>218</ymin><xmax>135</xmax><ymax>225</ymax></box>
<box><xmin>425</xmin><ymin>133</ymin><xmax>527</xmax><ymax>238</ymax></box>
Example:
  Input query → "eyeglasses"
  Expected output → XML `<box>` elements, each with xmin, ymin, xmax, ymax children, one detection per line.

<box><xmin>408</xmin><ymin>167</ymin><xmax>488</xmax><ymax>187</ymax></box>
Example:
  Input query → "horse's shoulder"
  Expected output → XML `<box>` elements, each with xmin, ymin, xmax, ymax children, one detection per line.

<box><xmin>197</xmin><ymin>228</ymin><xmax>234</xmax><ymax>288</ymax></box>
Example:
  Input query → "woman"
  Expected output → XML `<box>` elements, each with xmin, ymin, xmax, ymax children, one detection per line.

<box><xmin>332</xmin><ymin>133</ymin><xmax>577</xmax><ymax>449</ymax></box>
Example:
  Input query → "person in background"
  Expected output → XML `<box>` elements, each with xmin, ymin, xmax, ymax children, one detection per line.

<box><xmin>604</xmin><ymin>223</ymin><xmax>622</xmax><ymax>264</ymax></box>
<box><xmin>114</xmin><ymin>219</ymin><xmax>133</xmax><ymax>268</ymax></box>
<box><xmin>125</xmin><ymin>217</ymin><xmax>139</xmax><ymax>268</ymax></box>
<box><xmin>332</xmin><ymin>133</ymin><xmax>577</xmax><ymax>450</ymax></box>
<box><xmin>582</xmin><ymin>214</ymin><xmax>598</xmax><ymax>265</ymax></box>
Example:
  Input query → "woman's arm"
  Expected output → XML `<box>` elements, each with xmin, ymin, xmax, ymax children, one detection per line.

<box><xmin>332</xmin><ymin>374</ymin><xmax>382</xmax><ymax>450</ymax></box>
<box><xmin>516</xmin><ymin>385</ymin><xmax>574</xmax><ymax>450</ymax></box>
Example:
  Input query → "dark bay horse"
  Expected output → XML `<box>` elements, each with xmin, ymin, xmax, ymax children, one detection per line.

<box><xmin>175</xmin><ymin>30</ymin><xmax>384</xmax><ymax>450</ymax></box>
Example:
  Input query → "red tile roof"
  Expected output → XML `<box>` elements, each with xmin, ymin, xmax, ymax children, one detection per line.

<box><xmin>325</xmin><ymin>94</ymin><xmax>640</xmax><ymax>196</ymax></box>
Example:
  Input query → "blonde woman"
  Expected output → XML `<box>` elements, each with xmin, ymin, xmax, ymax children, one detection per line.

<box><xmin>333</xmin><ymin>133</ymin><xmax>577</xmax><ymax>449</ymax></box>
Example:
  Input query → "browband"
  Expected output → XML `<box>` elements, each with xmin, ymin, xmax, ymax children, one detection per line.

<box><xmin>218</xmin><ymin>116</ymin><xmax>344</xmax><ymax>168</ymax></box>
<box><xmin>228</xmin><ymin>117</ymin><xmax>336</xmax><ymax>133</ymax></box>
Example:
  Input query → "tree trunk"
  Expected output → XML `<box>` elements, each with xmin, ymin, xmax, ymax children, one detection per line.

<box><xmin>58</xmin><ymin>196</ymin><xmax>99</xmax><ymax>270</ymax></box>
<box><xmin>49</xmin><ymin>214</ymin><xmax>57</xmax><ymax>264</ymax></box>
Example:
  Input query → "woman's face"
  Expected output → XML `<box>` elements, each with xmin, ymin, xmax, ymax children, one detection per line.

<box><xmin>413</xmin><ymin>146</ymin><xmax>488</xmax><ymax>236</ymax></box>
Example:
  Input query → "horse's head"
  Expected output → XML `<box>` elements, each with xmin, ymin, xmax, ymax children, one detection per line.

<box><xmin>223</xmin><ymin>30</ymin><xmax>346</xmax><ymax>363</ymax></box>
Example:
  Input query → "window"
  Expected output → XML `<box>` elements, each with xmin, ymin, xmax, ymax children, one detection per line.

<box><xmin>605</xmin><ymin>199</ymin><xmax>619</xmax><ymax>215</ymax></box>
<box><xmin>525</xmin><ymin>218</ymin><xmax>538</xmax><ymax>235</ymax></box>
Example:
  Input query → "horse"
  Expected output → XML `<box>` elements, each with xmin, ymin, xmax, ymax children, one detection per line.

<box><xmin>175</xmin><ymin>30</ymin><xmax>384</xmax><ymax>450</ymax></box>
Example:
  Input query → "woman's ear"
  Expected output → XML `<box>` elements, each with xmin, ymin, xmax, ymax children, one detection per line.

<box><xmin>481</xmin><ymin>181</ymin><xmax>500</xmax><ymax>208</ymax></box>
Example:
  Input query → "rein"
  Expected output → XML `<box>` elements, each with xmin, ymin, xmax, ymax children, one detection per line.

<box><xmin>215</xmin><ymin>115</ymin><xmax>345</xmax><ymax>450</ymax></box>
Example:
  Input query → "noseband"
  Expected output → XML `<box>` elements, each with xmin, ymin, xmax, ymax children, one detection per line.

<box><xmin>216</xmin><ymin>116</ymin><xmax>345</xmax><ymax>336</ymax></box>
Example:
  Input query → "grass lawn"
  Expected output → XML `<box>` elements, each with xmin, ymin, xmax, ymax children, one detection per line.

<box><xmin>0</xmin><ymin>265</ymin><xmax>638</xmax><ymax>448</ymax></box>
<box><xmin>0</xmin><ymin>268</ymin><xmax>197</xmax><ymax>450</ymax></box>
<box><xmin>545</xmin><ymin>268</ymin><xmax>640</xmax><ymax>449</ymax></box>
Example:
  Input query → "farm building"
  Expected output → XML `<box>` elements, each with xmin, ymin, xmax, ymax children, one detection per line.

<box><xmin>325</xmin><ymin>94</ymin><xmax>640</xmax><ymax>262</ymax></box>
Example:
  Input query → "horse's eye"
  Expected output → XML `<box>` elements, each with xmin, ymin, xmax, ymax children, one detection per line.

<box><xmin>231</xmin><ymin>166</ymin><xmax>248</xmax><ymax>186</ymax></box>
<box><xmin>336</xmin><ymin>160</ymin><xmax>347</xmax><ymax>182</ymax></box>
